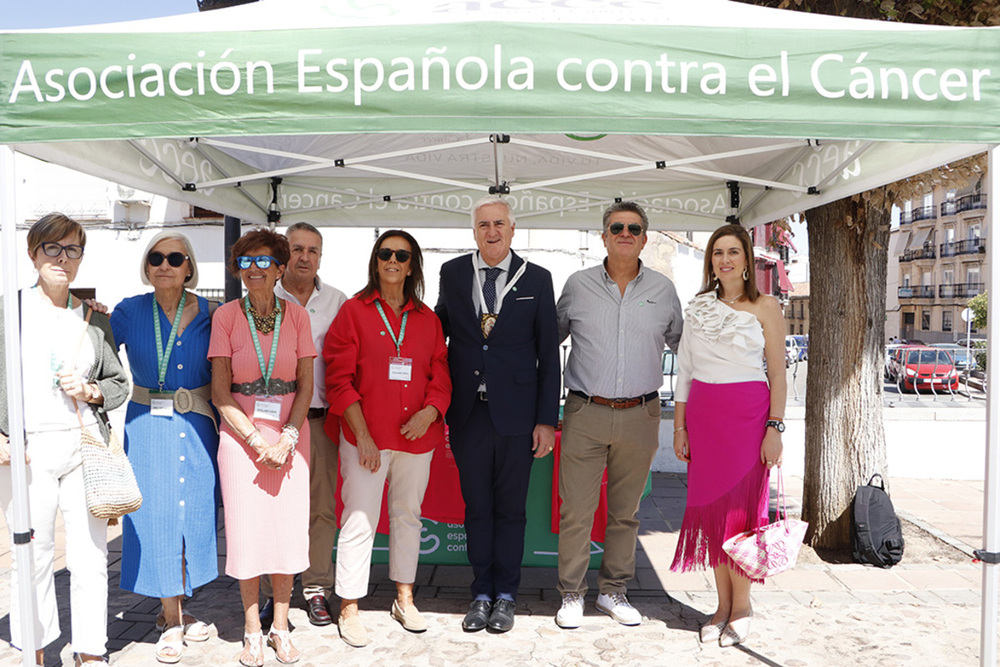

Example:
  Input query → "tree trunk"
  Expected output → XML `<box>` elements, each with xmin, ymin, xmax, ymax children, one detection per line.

<box><xmin>802</xmin><ymin>193</ymin><xmax>889</xmax><ymax>549</ymax></box>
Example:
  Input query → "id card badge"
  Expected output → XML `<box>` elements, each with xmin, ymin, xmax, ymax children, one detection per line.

<box><xmin>149</xmin><ymin>390</ymin><xmax>174</xmax><ymax>417</ymax></box>
<box><xmin>389</xmin><ymin>357</ymin><xmax>413</xmax><ymax>382</ymax></box>
<box><xmin>253</xmin><ymin>398</ymin><xmax>282</xmax><ymax>421</ymax></box>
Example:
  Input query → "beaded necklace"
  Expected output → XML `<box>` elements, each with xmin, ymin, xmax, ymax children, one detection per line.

<box><xmin>245</xmin><ymin>297</ymin><xmax>281</xmax><ymax>334</ymax></box>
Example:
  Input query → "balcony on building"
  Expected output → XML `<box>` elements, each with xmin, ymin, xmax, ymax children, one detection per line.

<box><xmin>899</xmin><ymin>205</ymin><xmax>937</xmax><ymax>226</ymax></box>
<box><xmin>938</xmin><ymin>282</ymin><xmax>986</xmax><ymax>299</ymax></box>
<box><xmin>939</xmin><ymin>236</ymin><xmax>987</xmax><ymax>257</ymax></box>
<box><xmin>898</xmin><ymin>246</ymin><xmax>937</xmax><ymax>263</ymax></box>
<box><xmin>957</xmin><ymin>192</ymin><xmax>987</xmax><ymax>213</ymax></box>
<box><xmin>897</xmin><ymin>285</ymin><xmax>935</xmax><ymax>298</ymax></box>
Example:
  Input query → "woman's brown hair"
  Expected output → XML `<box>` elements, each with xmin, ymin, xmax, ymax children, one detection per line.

<box><xmin>227</xmin><ymin>227</ymin><xmax>290</xmax><ymax>276</ymax></box>
<box><xmin>697</xmin><ymin>223</ymin><xmax>761</xmax><ymax>302</ymax></box>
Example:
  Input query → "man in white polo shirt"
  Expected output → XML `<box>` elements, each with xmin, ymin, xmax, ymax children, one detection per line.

<box><xmin>260</xmin><ymin>221</ymin><xmax>347</xmax><ymax>627</ymax></box>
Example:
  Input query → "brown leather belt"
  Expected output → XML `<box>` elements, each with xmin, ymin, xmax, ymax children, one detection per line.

<box><xmin>307</xmin><ymin>407</ymin><xmax>328</xmax><ymax>420</ymax></box>
<box><xmin>569</xmin><ymin>390</ymin><xmax>658</xmax><ymax>410</ymax></box>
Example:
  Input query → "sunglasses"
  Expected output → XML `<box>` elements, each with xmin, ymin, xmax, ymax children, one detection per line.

<box><xmin>608</xmin><ymin>223</ymin><xmax>644</xmax><ymax>237</ymax></box>
<box><xmin>39</xmin><ymin>241</ymin><xmax>84</xmax><ymax>260</ymax></box>
<box><xmin>147</xmin><ymin>251</ymin><xmax>188</xmax><ymax>267</ymax></box>
<box><xmin>237</xmin><ymin>255</ymin><xmax>281</xmax><ymax>270</ymax></box>
<box><xmin>376</xmin><ymin>248</ymin><xmax>412</xmax><ymax>263</ymax></box>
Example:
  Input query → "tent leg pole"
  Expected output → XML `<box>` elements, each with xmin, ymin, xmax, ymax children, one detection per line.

<box><xmin>1</xmin><ymin>147</ymin><xmax>39</xmax><ymax>667</ymax></box>
<box><xmin>980</xmin><ymin>144</ymin><xmax>1000</xmax><ymax>667</ymax></box>
<box><xmin>224</xmin><ymin>215</ymin><xmax>241</xmax><ymax>303</ymax></box>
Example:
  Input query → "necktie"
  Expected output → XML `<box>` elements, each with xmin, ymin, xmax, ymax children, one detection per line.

<box><xmin>483</xmin><ymin>267</ymin><xmax>501</xmax><ymax>314</ymax></box>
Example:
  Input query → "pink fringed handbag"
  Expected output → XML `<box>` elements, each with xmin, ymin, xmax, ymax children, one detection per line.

<box><xmin>722</xmin><ymin>470</ymin><xmax>808</xmax><ymax>579</ymax></box>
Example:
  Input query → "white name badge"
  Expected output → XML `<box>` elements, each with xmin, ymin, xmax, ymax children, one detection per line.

<box><xmin>389</xmin><ymin>357</ymin><xmax>413</xmax><ymax>382</ymax></box>
<box><xmin>254</xmin><ymin>399</ymin><xmax>282</xmax><ymax>421</ymax></box>
<box><xmin>150</xmin><ymin>397</ymin><xmax>174</xmax><ymax>417</ymax></box>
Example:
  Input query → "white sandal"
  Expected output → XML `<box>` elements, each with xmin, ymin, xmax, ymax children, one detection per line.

<box><xmin>239</xmin><ymin>631</ymin><xmax>264</xmax><ymax>667</ymax></box>
<box><xmin>268</xmin><ymin>629</ymin><xmax>301</xmax><ymax>664</ymax></box>
<box><xmin>156</xmin><ymin>608</ymin><xmax>211</xmax><ymax>642</ymax></box>
<box><xmin>155</xmin><ymin>625</ymin><xmax>185</xmax><ymax>664</ymax></box>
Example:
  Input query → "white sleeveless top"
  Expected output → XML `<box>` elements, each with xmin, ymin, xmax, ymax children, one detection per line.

<box><xmin>674</xmin><ymin>291</ymin><xmax>767</xmax><ymax>403</ymax></box>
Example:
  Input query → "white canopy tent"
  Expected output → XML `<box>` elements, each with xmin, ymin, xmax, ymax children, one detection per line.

<box><xmin>2</xmin><ymin>0</ymin><xmax>999</xmax><ymax>664</ymax></box>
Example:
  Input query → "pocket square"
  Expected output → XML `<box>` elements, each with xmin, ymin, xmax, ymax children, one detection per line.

<box><xmin>515</xmin><ymin>296</ymin><xmax>535</xmax><ymax>301</ymax></box>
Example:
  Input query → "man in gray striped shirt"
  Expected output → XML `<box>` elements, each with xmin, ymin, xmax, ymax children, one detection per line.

<box><xmin>554</xmin><ymin>201</ymin><xmax>683</xmax><ymax>629</ymax></box>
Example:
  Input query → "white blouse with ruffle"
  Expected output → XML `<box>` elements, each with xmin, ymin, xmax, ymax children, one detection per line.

<box><xmin>673</xmin><ymin>291</ymin><xmax>766</xmax><ymax>403</ymax></box>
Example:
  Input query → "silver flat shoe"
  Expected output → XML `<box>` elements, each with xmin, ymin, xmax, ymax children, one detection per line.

<box><xmin>720</xmin><ymin>610</ymin><xmax>753</xmax><ymax>647</ymax></box>
<box><xmin>699</xmin><ymin>619</ymin><xmax>727</xmax><ymax>643</ymax></box>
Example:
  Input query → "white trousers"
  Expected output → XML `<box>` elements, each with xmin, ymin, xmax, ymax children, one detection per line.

<box><xmin>0</xmin><ymin>429</ymin><xmax>109</xmax><ymax>656</ymax></box>
<box><xmin>335</xmin><ymin>438</ymin><xmax>433</xmax><ymax>600</ymax></box>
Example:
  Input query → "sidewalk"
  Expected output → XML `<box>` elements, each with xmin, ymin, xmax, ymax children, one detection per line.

<box><xmin>0</xmin><ymin>473</ymin><xmax>992</xmax><ymax>666</ymax></box>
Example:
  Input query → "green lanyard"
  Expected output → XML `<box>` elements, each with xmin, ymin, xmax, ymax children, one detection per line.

<box><xmin>153</xmin><ymin>291</ymin><xmax>187</xmax><ymax>390</ymax></box>
<box><xmin>374</xmin><ymin>300</ymin><xmax>408</xmax><ymax>356</ymax></box>
<box><xmin>245</xmin><ymin>295</ymin><xmax>282</xmax><ymax>394</ymax></box>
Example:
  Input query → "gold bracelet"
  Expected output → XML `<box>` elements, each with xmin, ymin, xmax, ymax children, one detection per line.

<box><xmin>674</xmin><ymin>426</ymin><xmax>686</xmax><ymax>432</ymax></box>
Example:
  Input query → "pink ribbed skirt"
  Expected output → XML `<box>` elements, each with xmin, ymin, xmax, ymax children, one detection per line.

<box><xmin>671</xmin><ymin>379</ymin><xmax>770</xmax><ymax>583</ymax></box>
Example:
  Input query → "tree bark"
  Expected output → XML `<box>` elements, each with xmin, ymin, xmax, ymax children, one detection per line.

<box><xmin>802</xmin><ymin>193</ymin><xmax>889</xmax><ymax>549</ymax></box>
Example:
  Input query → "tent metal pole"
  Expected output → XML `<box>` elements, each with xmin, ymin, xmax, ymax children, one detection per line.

<box><xmin>980</xmin><ymin>144</ymin><xmax>1000</xmax><ymax>667</ymax></box>
<box><xmin>1</xmin><ymin>146</ymin><xmax>39</xmax><ymax>667</ymax></box>
<box><xmin>224</xmin><ymin>216</ymin><xmax>242</xmax><ymax>303</ymax></box>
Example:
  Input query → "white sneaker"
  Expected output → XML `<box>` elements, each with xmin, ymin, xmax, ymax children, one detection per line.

<box><xmin>555</xmin><ymin>592</ymin><xmax>584</xmax><ymax>629</ymax></box>
<box><xmin>596</xmin><ymin>592</ymin><xmax>641</xmax><ymax>626</ymax></box>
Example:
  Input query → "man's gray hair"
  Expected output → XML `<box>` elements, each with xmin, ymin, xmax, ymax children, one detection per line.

<box><xmin>285</xmin><ymin>221</ymin><xmax>323</xmax><ymax>245</ymax></box>
<box><xmin>602</xmin><ymin>201</ymin><xmax>649</xmax><ymax>233</ymax></box>
<box><xmin>470</xmin><ymin>195</ymin><xmax>516</xmax><ymax>228</ymax></box>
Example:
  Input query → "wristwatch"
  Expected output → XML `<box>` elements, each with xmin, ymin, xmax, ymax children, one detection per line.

<box><xmin>766</xmin><ymin>419</ymin><xmax>786</xmax><ymax>433</ymax></box>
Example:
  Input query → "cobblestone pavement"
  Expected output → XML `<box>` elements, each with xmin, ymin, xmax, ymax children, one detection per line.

<box><xmin>0</xmin><ymin>473</ymin><xmax>993</xmax><ymax>666</ymax></box>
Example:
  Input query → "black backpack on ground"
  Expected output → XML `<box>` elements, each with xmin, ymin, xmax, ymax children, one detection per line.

<box><xmin>851</xmin><ymin>474</ymin><xmax>904</xmax><ymax>568</ymax></box>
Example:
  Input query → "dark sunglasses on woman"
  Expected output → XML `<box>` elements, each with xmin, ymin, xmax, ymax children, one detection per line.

<box><xmin>608</xmin><ymin>222</ymin><xmax>643</xmax><ymax>237</ymax></box>
<box><xmin>39</xmin><ymin>241</ymin><xmax>84</xmax><ymax>259</ymax></box>
<box><xmin>147</xmin><ymin>251</ymin><xmax>189</xmax><ymax>267</ymax></box>
<box><xmin>237</xmin><ymin>255</ymin><xmax>281</xmax><ymax>270</ymax></box>
<box><xmin>376</xmin><ymin>248</ymin><xmax>412</xmax><ymax>263</ymax></box>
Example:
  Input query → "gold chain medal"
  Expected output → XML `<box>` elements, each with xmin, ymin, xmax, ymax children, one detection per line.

<box><xmin>481</xmin><ymin>312</ymin><xmax>497</xmax><ymax>338</ymax></box>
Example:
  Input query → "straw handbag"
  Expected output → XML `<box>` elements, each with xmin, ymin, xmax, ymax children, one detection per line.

<box><xmin>722</xmin><ymin>470</ymin><xmax>807</xmax><ymax>579</ymax></box>
<box><xmin>72</xmin><ymin>309</ymin><xmax>142</xmax><ymax>521</ymax></box>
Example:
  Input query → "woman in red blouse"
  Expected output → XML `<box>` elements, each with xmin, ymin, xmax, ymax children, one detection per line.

<box><xmin>323</xmin><ymin>230</ymin><xmax>451</xmax><ymax>648</ymax></box>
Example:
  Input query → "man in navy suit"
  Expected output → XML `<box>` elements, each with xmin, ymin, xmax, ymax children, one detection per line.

<box><xmin>435</xmin><ymin>195</ymin><xmax>560</xmax><ymax>633</ymax></box>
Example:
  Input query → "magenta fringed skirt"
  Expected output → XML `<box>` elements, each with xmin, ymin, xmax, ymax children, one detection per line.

<box><xmin>670</xmin><ymin>379</ymin><xmax>771</xmax><ymax>583</ymax></box>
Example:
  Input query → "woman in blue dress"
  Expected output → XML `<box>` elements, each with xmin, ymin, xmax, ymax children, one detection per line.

<box><xmin>110</xmin><ymin>231</ymin><xmax>220</xmax><ymax>664</ymax></box>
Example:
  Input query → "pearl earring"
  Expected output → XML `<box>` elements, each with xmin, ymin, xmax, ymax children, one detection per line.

<box><xmin>742</xmin><ymin>268</ymin><xmax>748</xmax><ymax>281</ymax></box>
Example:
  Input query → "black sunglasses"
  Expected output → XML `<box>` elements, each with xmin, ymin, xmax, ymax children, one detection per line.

<box><xmin>148</xmin><ymin>251</ymin><xmax>188</xmax><ymax>267</ymax></box>
<box><xmin>608</xmin><ymin>222</ymin><xmax>644</xmax><ymax>237</ymax></box>
<box><xmin>39</xmin><ymin>241</ymin><xmax>84</xmax><ymax>260</ymax></box>
<box><xmin>376</xmin><ymin>248</ymin><xmax>412</xmax><ymax>263</ymax></box>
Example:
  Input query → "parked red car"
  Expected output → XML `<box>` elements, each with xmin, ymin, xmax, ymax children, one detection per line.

<box><xmin>890</xmin><ymin>346</ymin><xmax>960</xmax><ymax>392</ymax></box>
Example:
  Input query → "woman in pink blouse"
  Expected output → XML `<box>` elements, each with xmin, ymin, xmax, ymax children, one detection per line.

<box><xmin>208</xmin><ymin>228</ymin><xmax>315</xmax><ymax>666</ymax></box>
<box><xmin>323</xmin><ymin>230</ymin><xmax>451</xmax><ymax>648</ymax></box>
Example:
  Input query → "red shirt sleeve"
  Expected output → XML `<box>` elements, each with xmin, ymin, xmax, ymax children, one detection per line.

<box><xmin>324</xmin><ymin>299</ymin><xmax>363</xmax><ymax>417</ymax></box>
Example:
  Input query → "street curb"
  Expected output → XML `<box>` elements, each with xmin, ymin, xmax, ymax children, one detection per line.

<box><xmin>897</xmin><ymin>508</ymin><xmax>977</xmax><ymax>559</ymax></box>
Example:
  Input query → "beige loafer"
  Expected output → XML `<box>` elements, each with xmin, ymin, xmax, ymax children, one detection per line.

<box><xmin>338</xmin><ymin>613</ymin><xmax>371</xmax><ymax>647</ymax></box>
<box><xmin>391</xmin><ymin>599</ymin><xmax>428</xmax><ymax>632</ymax></box>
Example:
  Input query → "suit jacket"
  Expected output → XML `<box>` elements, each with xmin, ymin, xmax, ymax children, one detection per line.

<box><xmin>435</xmin><ymin>251</ymin><xmax>560</xmax><ymax>436</ymax></box>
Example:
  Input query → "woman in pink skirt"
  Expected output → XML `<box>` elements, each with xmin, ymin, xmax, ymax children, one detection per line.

<box><xmin>670</xmin><ymin>224</ymin><xmax>786</xmax><ymax>648</ymax></box>
<box><xmin>209</xmin><ymin>228</ymin><xmax>315</xmax><ymax>666</ymax></box>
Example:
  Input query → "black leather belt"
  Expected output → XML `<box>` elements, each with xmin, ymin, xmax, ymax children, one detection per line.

<box><xmin>569</xmin><ymin>389</ymin><xmax>658</xmax><ymax>410</ymax></box>
<box><xmin>307</xmin><ymin>407</ymin><xmax>327</xmax><ymax>420</ymax></box>
<box><xmin>477</xmin><ymin>390</ymin><xmax>489</xmax><ymax>402</ymax></box>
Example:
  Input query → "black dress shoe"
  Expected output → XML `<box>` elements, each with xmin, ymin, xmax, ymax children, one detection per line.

<box><xmin>487</xmin><ymin>598</ymin><xmax>516</xmax><ymax>633</ymax></box>
<box><xmin>259</xmin><ymin>598</ymin><xmax>274</xmax><ymax>631</ymax></box>
<box><xmin>462</xmin><ymin>600</ymin><xmax>492</xmax><ymax>632</ymax></box>
<box><xmin>307</xmin><ymin>594</ymin><xmax>333</xmax><ymax>626</ymax></box>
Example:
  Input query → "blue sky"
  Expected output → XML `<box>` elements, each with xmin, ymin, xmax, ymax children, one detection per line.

<box><xmin>1</xmin><ymin>1</ymin><xmax>199</xmax><ymax>29</ymax></box>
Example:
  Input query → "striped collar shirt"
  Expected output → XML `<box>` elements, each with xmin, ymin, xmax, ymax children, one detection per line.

<box><xmin>557</xmin><ymin>261</ymin><xmax>683</xmax><ymax>398</ymax></box>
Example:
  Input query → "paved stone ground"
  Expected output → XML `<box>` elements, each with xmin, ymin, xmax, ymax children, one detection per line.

<box><xmin>0</xmin><ymin>473</ymin><xmax>994</xmax><ymax>666</ymax></box>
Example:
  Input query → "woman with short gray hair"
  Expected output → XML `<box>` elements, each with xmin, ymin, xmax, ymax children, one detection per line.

<box><xmin>110</xmin><ymin>231</ymin><xmax>220</xmax><ymax>664</ymax></box>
